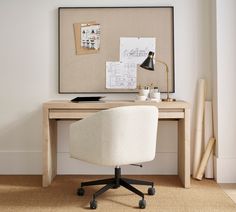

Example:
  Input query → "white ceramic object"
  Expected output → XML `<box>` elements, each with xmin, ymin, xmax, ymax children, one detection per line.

<box><xmin>150</xmin><ymin>99</ymin><xmax>161</xmax><ymax>102</ymax></box>
<box><xmin>153</xmin><ymin>88</ymin><xmax>159</xmax><ymax>93</ymax></box>
<box><xmin>139</xmin><ymin>89</ymin><xmax>149</xmax><ymax>97</ymax></box>
<box><xmin>150</xmin><ymin>88</ymin><xmax>159</xmax><ymax>95</ymax></box>
<box><xmin>152</xmin><ymin>92</ymin><xmax>160</xmax><ymax>99</ymax></box>
<box><xmin>136</xmin><ymin>95</ymin><xmax>147</xmax><ymax>101</ymax></box>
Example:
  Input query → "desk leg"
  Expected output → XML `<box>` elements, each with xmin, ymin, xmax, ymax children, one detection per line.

<box><xmin>43</xmin><ymin>108</ymin><xmax>57</xmax><ymax>187</ymax></box>
<box><xmin>178</xmin><ymin>108</ymin><xmax>191</xmax><ymax>188</ymax></box>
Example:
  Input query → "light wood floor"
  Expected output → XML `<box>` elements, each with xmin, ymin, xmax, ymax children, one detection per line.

<box><xmin>0</xmin><ymin>175</ymin><xmax>235</xmax><ymax>212</ymax></box>
<box><xmin>220</xmin><ymin>183</ymin><xmax>236</xmax><ymax>203</ymax></box>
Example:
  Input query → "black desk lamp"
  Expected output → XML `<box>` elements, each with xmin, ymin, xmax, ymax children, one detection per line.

<box><xmin>140</xmin><ymin>51</ymin><xmax>175</xmax><ymax>102</ymax></box>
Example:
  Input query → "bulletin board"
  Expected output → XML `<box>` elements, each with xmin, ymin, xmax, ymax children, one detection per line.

<box><xmin>59</xmin><ymin>7</ymin><xmax>175</xmax><ymax>93</ymax></box>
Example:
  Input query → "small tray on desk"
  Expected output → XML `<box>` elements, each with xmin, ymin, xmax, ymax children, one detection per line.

<box><xmin>71</xmin><ymin>96</ymin><xmax>104</xmax><ymax>102</ymax></box>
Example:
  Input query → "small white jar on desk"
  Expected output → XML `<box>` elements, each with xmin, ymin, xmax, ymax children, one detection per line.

<box><xmin>135</xmin><ymin>86</ymin><xmax>161</xmax><ymax>102</ymax></box>
<box><xmin>136</xmin><ymin>86</ymin><xmax>150</xmax><ymax>101</ymax></box>
<box><xmin>150</xmin><ymin>87</ymin><xmax>161</xmax><ymax>102</ymax></box>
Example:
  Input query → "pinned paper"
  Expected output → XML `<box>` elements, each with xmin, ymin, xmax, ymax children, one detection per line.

<box><xmin>106</xmin><ymin>62</ymin><xmax>136</xmax><ymax>89</ymax></box>
<box><xmin>120</xmin><ymin>37</ymin><xmax>156</xmax><ymax>64</ymax></box>
<box><xmin>80</xmin><ymin>23</ymin><xmax>100</xmax><ymax>50</ymax></box>
<box><xmin>73</xmin><ymin>22</ymin><xmax>100</xmax><ymax>55</ymax></box>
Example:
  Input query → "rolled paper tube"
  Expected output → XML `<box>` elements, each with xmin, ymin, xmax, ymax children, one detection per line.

<box><xmin>204</xmin><ymin>101</ymin><xmax>214</xmax><ymax>178</ymax></box>
<box><xmin>193</xmin><ymin>79</ymin><xmax>206</xmax><ymax>178</ymax></box>
<box><xmin>195</xmin><ymin>137</ymin><xmax>215</xmax><ymax>180</ymax></box>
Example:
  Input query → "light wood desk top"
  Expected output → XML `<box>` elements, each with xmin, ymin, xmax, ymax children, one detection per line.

<box><xmin>43</xmin><ymin>100</ymin><xmax>189</xmax><ymax>109</ymax></box>
<box><xmin>43</xmin><ymin>100</ymin><xmax>189</xmax><ymax>119</ymax></box>
<box><xmin>42</xmin><ymin>100</ymin><xmax>190</xmax><ymax>188</ymax></box>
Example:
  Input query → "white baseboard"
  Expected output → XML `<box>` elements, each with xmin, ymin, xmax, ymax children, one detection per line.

<box><xmin>0</xmin><ymin>151</ymin><xmax>177</xmax><ymax>175</ymax></box>
<box><xmin>214</xmin><ymin>156</ymin><xmax>236</xmax><ymax>183</ymax></box>
<box><xmin>57</xmin><ymin>152</ymin><xmax>178</xmax><ymax>175</ymax></box>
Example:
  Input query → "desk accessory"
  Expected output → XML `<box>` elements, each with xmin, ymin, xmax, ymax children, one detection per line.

<box><xmin>140</xmin><ymin>51</ymin><xmax>175</xmax><ymax>102</ymax></box>
<box><xmin>135</xmin><ymin>95</ymin><xmax>147</xmax><ymax>101</ymax></box>
<box><xmin>135</xmin><ymin>85</ymin><xmax>161</xmax><ymax>102</ymax></box>
<box><xmin>150</xmin><ymin>87</ymin><xmax>161</xmax><ymax>102</ymax></box>
<box><xmin>135</xmin><ymin>85</ymin><xmax>150</xmax><ymax>101</ymax></box>
<box><xmin>139</xmin><ymin>86</ymin><xmax>150</xmax><ymax>97</ymax></box>
<box><xmin>71</xmin><ymin>96</ymin><xmax>104</xmax><ymax>102</ymax></box>
<box><xmin>150</xmin><ymin>93</ymin><xmax>161</xmax><ymax>102</ymax></box>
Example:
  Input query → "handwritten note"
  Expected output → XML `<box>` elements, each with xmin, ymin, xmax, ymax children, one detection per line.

<box><xmin>120</xmin><ymin>37</ymin><xmax>156</xmax><ymax>64</ymax></box>
<box><xmin>106</xmin><ymin>62</ymin><xmax>137</xmax><ymax>89</ymax></box>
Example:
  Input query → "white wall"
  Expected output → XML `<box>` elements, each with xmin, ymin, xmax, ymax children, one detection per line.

<box><xmin>0</xmin><ymin>0</ymin><xmax>212</xmax><ymax>175</ymax></box>
<box><xmin>212</xmin><ymin>0</ymin><xmax>236</xmax><ymax>183</ymax></box>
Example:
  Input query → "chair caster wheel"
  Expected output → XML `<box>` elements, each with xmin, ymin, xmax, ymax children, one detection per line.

<box><xmin>77</xmin><ymin>187</ymin><xmax>85</xmax><ymax>196</ymax></box>
<box><xmin>112</xmin><ymin>185</ymin><xmax>119</xmax><ymax>189</ymax></box>
<box><xmin>139</xmin><ymin>199</ymin><xmax>146</xmax><ymax>209</ymax></box>
<box><xmin>90</xmin><ymin>199</ymin><xmax>97</xmax><ymax>209</ymax></box>
<box><xmin>148</xmin><ymin>187</ymin><xmax>155</xmax><ymax>195</ymax></box>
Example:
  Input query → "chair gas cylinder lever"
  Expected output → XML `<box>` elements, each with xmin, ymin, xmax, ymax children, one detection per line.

<box><xmin>130</xmin><ymin>164</ymin><xmax>143</xmax><ymax>168</ymax></box>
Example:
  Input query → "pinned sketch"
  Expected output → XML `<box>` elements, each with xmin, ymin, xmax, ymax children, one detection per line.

<box><xmin>73</xmin><ymin>22</ymin><xmax>100</xmax><ymax>55</ymax></box>
<box><xmin>120</xmin><ymin>37</ymin><xmax>156</xmax><ymax>64</ymax></box>
<box><xmin>81</xmin><ymin>24</ymin><xmax>100</xmax><ymax>50</ymax></box>
<box><xmin>106</xmin><ymin>62</ymin><xmax>137</xmax><ymax>89</ymax></box>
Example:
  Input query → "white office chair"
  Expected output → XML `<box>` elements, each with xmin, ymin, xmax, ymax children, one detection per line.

<box><xmin>70</xmin><ymin>106</ymin><xmax>158</xmax><ymax>209</ymax></box>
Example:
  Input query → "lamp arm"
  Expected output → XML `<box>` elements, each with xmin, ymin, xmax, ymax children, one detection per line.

<box><xmin>156</xmin><ymin>60</ymin><xmax>170</xmax><ymax>99</ymax></box>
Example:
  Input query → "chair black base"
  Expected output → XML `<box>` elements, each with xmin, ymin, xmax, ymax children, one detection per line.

<box><xmin>77</xmin><ymin>167</ymin><xmax>155</xmax><ymax>209</ymax></box>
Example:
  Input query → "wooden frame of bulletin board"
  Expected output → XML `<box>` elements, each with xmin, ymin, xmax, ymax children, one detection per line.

<box><xmin>59</xmin><ymin>7</ymin><xmax>175</xmax><ymax>93</ymax></box>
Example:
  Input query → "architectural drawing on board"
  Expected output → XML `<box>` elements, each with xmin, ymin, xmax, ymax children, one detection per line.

<box><xmin>120</xmin><ymin>37</ymin><xmax>156</xmax><ymax>64</ymax></box>
<box><xmin>106</xmin><ymin>62</ymin><xmax>137</xmax><ymax>89</ymax></box>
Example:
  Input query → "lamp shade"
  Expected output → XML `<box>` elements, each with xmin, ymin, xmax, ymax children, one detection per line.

<box><xmin>140</xmin><ymin>51</ymin><xmax>155</xmax><ymax>71</ymax></box>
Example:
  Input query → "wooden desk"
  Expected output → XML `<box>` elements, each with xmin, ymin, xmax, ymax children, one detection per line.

<box><xmin>43</xmin><ymin>100</ymin><xmax>190</xmax><ymax>188</ymax></box>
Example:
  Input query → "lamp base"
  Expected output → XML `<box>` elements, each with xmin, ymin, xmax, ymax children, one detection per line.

<box><xmin>162</xmin><ymin>98</ymin><xmax>176</xmax><ymax>102</ymax></box>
